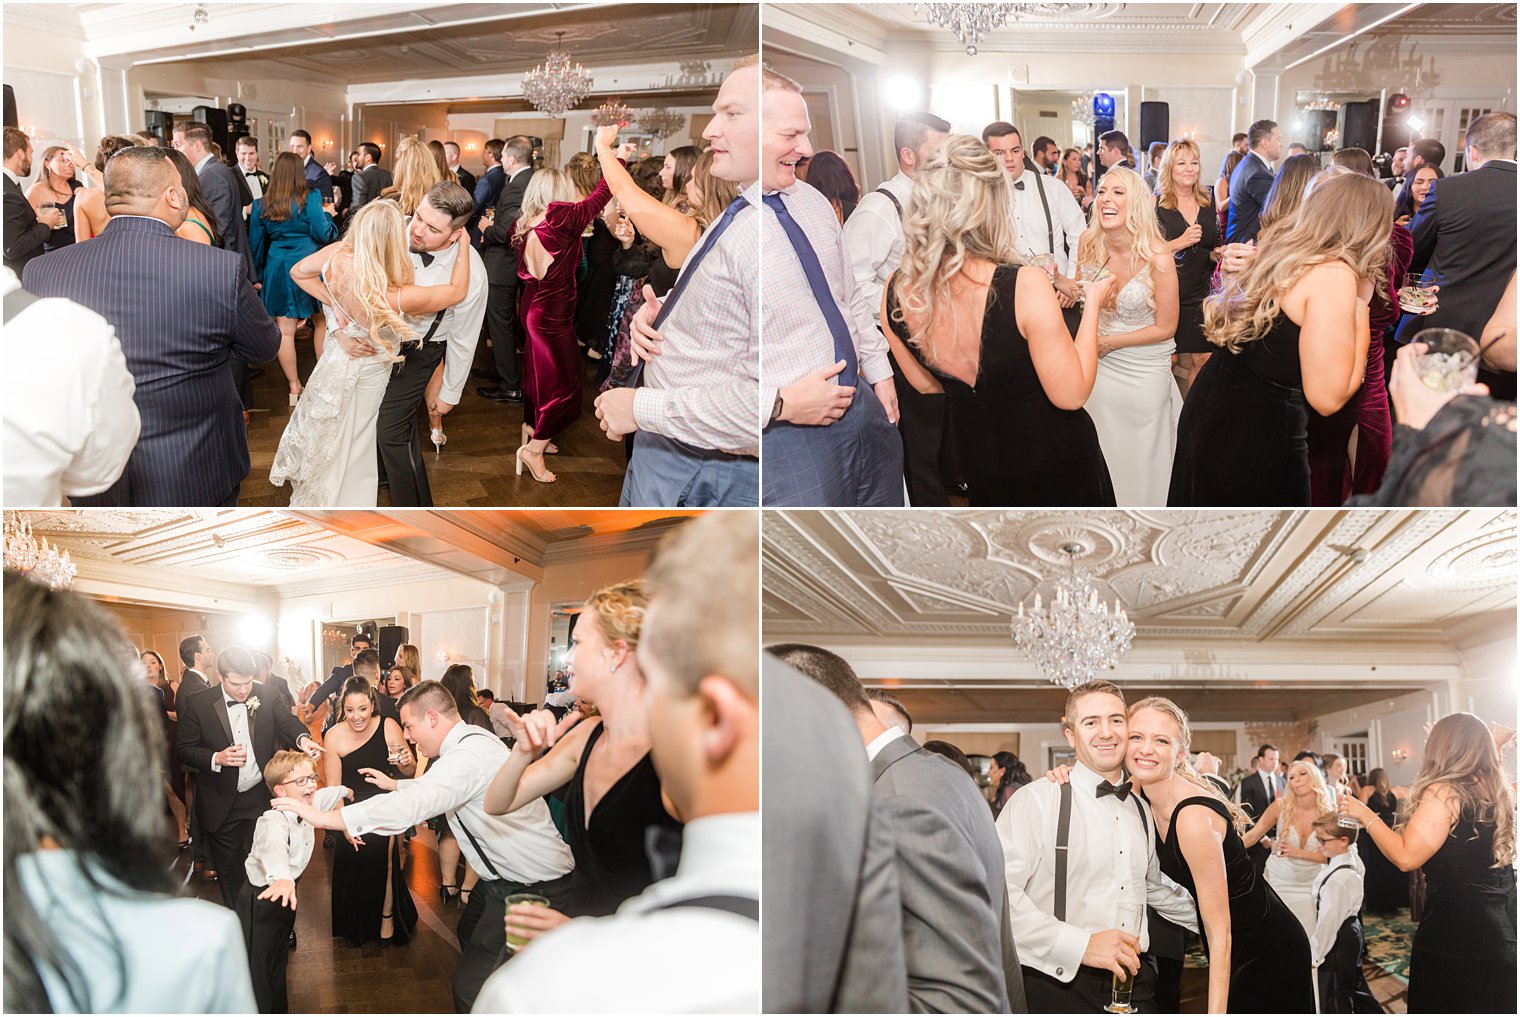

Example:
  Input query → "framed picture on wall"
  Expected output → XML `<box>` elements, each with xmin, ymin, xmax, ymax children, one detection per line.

<box><xmin>1048</xmin><ymin>746</ymin><xmax>1077</xmax><ymax>772</ymax></box>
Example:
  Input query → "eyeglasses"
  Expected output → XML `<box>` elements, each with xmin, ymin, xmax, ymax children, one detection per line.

<box><xmin>279</xmin><ymin>775</ymin><xmax>318</xmax><ymax>788</ymax></box>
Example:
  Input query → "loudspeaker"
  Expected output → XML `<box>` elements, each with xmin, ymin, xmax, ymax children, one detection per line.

<box><xmin>3</xmin><ymin>84</ymin><xmax>16</xmax><ymax>129</ymax></box>
<box><xmin>1342</xmin><ymin>100</ymin><xmax>1379</xmax><ymax>153</ymax></box>
<box><xmin>377</xmin><ymin>625</ymin><xmax>409</xmax><ymax>671</ymax></box>
<box><xmin>226</xmin><ymin>101</ymin><xmax>248</xmax><ymax>142</ymax></box>
<box><xmin>1139</xmin><ymin>101</ymin><xmax>1170</xmax><ymax>151</ymax></box>
<box><xmin>145</xmin><ymin>109</ymin><xmax>174</xmax><ymax>144</ymax></box>
<box><xmin>192</xmin><ymin>104</ymin><xmax>230</xmax><ymax>154</ymax></box>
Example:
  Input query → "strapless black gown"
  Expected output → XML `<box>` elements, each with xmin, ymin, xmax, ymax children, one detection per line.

<box><xmin>1156</xmin><ymin>796</ymin><xmax>1315</xmax><ymax>1013</ymax></box>
<box><xmin>330</xmin><ymin>722</ymin><xmax>417</xmax><ymax>947</ymax></box>
<box><xmin>885</xmin><ymin>264</ymin><xmax>1115</xmax><ymax>506</ymax></box>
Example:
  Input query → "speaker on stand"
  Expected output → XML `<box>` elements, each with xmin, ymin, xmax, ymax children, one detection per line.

<box><xmin>377</xmin><ymin>625</ymin><xmax>410</xmax><ymax>672</ymax></box>
<box><xmin>1341</xmin><ymin>99</ymin><xmax>1380</xmax><ymax>154</ymax></box>
<box><xmin>1139</xmin><ymin>101</ymin><xmax>1170</xmax><ymax>152</ymax></box>
<box><xmin>226</xmin><ymin>102</ymin><xmax>249</xmax><ymax>146</ymax></box>
<box><xmin>192</xmin><ymin>104</ymin><xmax>230</xmax><ymax>156</ymax></box>
<box><xmin>3</xmin><ymin>84</ymin><xmax>16</xmax><ymax>129</ymax></box>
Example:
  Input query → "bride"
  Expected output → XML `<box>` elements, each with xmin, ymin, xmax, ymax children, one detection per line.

<box><xmin>271</xmin><ymin>200</ymin><xmax>470</xmax><ymax>505</ymax></box>
<box><xmin>1077</xmin><ymin>165</ymin><xmax>1181</xmax><ymax>506</ymax></box>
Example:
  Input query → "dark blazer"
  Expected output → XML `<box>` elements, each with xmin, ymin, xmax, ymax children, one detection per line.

<box><xmin>197</xmin><ymin>157</ymin><xmax>255</xmax><ymax>283</ymax></box>
<box><xmin>454</xmin><ymin>165</ymin><xmax>477</xmax><ymax>198</ymax></box>
<box><xmin>180</xmin><ymin>667</ymin><xmax>213</xmax><ymax>698</ymax></box>
<box><xmin>4</xmin><ymin>173</ymin><xmax>51</xmax><ymax>275</ymax></box>
<box><xmin>1396</xmin><ymin>160</ymin><xmax>1518</xmax><ymax>344</ymax></box>
<box><xmin>1239</xmin><ymin>768</ymin><xmax>1281</xmax><ymax>869</ymax></box>
<box><xmin>470</xmin><ymin>165</ymin><xmax>507</xmax><ymax>244</ymax></box>
<box><xmin>350</xmin><ymin>163</ymin><xmax>393</xmax><ymax>213</ymax></box>
<box><xmin>1225</xmin><ymin>151</ymin><xmax>1275</xmax><ymax>243</ymax></box>
<box><xmin>176</xmin><ymin>680</ymin><xmax>312</xmax><ymax>830</ymax></box>
<box><xmin>873</xmin><ymin>733</ymin><xmax>1026</xmax><ymax>1013</ymax></box>
<box><xmin>480</xmin><ymin>166</ymin><xmax>533</xmax><ymax>277</ymax></box>
<box><xmin>303</xmin><ymin>156</ymin><xmax>333</xmax><ymax>203</ymax></box>
<box><xmin>21</xmin><ymin>215</ymin><xmax>280</xmax><ymax>505</ymax></box>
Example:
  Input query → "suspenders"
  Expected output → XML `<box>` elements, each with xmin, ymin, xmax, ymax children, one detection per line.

<box><xmin>873</xmin><ymin>186</ymin><xmax>904</xmax><ymax>219</ymax></box>
<box><xmin>1053</xmin><ymin>780</ymin><xmax>1149</xmax><ymax>923</ymax></box>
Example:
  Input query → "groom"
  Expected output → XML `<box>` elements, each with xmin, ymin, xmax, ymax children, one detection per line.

<box><xmin>996</xmin><ymin>679</ymin><xmax>1199</xmax><ymax>1012</ymax></box>
<box><xmin>330</xmin><ymin>181</ymin><xmax>485</xmax><ymax>506</ymax></box>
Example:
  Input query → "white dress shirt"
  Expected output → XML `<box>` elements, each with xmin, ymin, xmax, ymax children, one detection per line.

<box><xmin>760</xmin><ymin>179</ymin><xmax>893</xmax><ymax>419</ymax></box>
<box><xmin>3</xmin><ymin>268</ymin><xmax>139</xmax><ymax>506</ymax></box>
<box><xmin>341</xmin><ymin>721</ymin><xmax>573</xmax><ymax>885</ymax></box>
<box><xmin>864</xmin><ymin>725</ymin><xmax>903</xmax><ymax>762</ymax></box>
<box><xmin>1309</xmin><ymin>850</ymin><xmax>1365</xmax><ymax>967</ymax></box>
<box><xmin>996</xmin><ymin>762</ymin><xmax>1198</xmax><ymax>982</ymax></box>
<box><xmin>843</xmin><ymin>169</ymin><xmax>914</xmax><ymax>321</ymax></box>
<box><xmin>245</xmin><ymin>785</ymin><xmax>347</xmax><ymax>887</ymax></box>
<box><xmin>194</xmin><ymin>152</ymin><xmax>215</xmax><ymax>175</ymax></box>
<box><xmin>1005</xmin><ymin>166</ymin><xmax>1088</xmax><ymax>278</ymax></box>
<box><xmin>407</xmin><ymin>237</ymin><xmax>487</xmax><ymax>406</ymax></box>
<box><xmin>211</xmin><ymin>692</ymin><xmax>263</xmax><ymax>792</ymax></box>
<box><xmin>471</xmin><ymin>811</ymin><xmax>759</xmax><ymax>1014</ymax></box>
<box><xmin>242</xmin><ymin>168</ymin><xmax>264</xmax><ymax>201</ymax></box>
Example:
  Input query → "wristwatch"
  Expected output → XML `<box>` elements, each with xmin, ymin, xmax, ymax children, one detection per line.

<box><xmin>770</xmin><ymin>392</ymin><xmax>784</xmax><ymax>424</ymax></box>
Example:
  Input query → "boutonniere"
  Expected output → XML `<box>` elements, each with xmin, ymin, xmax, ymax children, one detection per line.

<box><xmin>246</xmin><ymin>696</ymin><xmax>262</xmax><ymax>715</ymax></box>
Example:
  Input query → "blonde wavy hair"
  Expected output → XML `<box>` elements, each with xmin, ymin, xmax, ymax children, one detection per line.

<box><xmin>1128</xmin><ymin>697</ymin><xmax>1253</xmax><ymax>832</ymax></box>
<box><xmin>888</xmin><ymin>134</ymin><xmax>1022</xmax><ymax>365</ymax></box>
<box><xmin>336</xmin><ymin>200</ymin><xmax>416</xmax><ymax>350</ymax></box>
<box><xmin>396</xmin><ymin>642</ymin><xmax>422</xmax><ymax>681</ymax></box>
<box><xmin>583</xmin><ymin>579</ymin><xmax>649</xmax><ymax>652</ymax></box>
<box><xmin>380</xmin><ymin>136</ymin><xmax>446</xmax><ymax>216</ymax></box>
<box><xmin>1277</xmin><ymin>759</ymin><xmax>1337</xmax><ymax>839</ymax></box>
<box><xmin>1075</xmin><ymin>165</ymin><xmax>1166</xmax><ymax>313</ymax></box>
<box><xmin>514</xmin><ymin>168</ymin><xmax>579</xmax><ymax>243</ymax></box>
<box><xmin>691</xmin><ymin>148</ymin><xmax>740</xmax><ymax>229</ymax></box>
<box><xmin>1401</xmin><ymin>712</ymin><xmax>1515</xmax><ymax>867</ymax></box>
<box><xmin>1204</xmin><ymin>170</ymin><xmax>1391</xmax><ymax>353</ymax></box>
<box><xmin>1156</xmin><ymin>139</ymin><xmax>1213</xmax><ymax>210</ymax></box>
<box><xmin>1257</xmin><ymin>154</ymin><xmax>1321</xmax><ymax>232</ymax></box>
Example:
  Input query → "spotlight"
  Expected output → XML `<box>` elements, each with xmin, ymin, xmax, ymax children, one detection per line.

<box><xmin>1389</xmin><ymin>93</ymin><xmax>1410</xmax><ymax>111</ymax></box>
<box><xmin>1406</xmin><ymin>115</ymin><xmax>1425</xmax><ymax>133</ymax></box>
<box><xmin>1092</xmin><ymin>93</ymin><xmax>1115</xmax><ymax>118</ymax></box>
<box><xmin>884</xmin><ymin>75</ymin><xmax>923</xmax><ymax>111</ymax></box>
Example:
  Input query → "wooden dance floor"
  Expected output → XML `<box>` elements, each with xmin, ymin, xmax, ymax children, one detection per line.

<box><xmin>240</xmin><ymin>330</ymin><xmax>630</xmax><ymax>507</ymax></box>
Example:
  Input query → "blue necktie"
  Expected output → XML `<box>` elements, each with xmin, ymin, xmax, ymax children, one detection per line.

<box><xmin>622</xmin><ymin>194</ymin><xmax>749</xmax><ymax>388</ymax></box>
<box><xmin>763</xmin><ymin>192</ymin><xmax>859</xmax><ymax>388</ymax></box>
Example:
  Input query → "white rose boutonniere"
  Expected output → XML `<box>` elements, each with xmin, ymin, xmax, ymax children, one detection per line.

<box><xmin>246</xmin><ymin>696</ymin><xmax>262</xmax><ymax>715</ymax></box>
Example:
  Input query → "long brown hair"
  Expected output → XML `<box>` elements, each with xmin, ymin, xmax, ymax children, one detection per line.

<box><xmin>1403</xmin><ymin>712</ymin><xmax>1515</xmax><ymax>867</ymax></box>
<box><xmin>428</xmin><ymin>139</ymin><xmax>450</xmax><ymax>180</ymax></box>
<box><xmin>261</xmin><ymin>151</ymin><xmax>306</xmax><ymax>223</ymax></box>
<box><xmin>691</xmin><ymin>148</ymin><xmax>739</xmax><ymax>229</ymax></box>
<box><xmin>1204</xmin><ymin>170</ymin><xmax>1391</xmax><ymax>353</ymax></box>
<box><xmin>663</xmin><ymin>145</ymin><xmax>698</xmax><ymax>207</ymax></box>
<box><xmin>1257</xmin><ymin>153</ymin><xmax>1320</xmax><ymax>231</ymax></box>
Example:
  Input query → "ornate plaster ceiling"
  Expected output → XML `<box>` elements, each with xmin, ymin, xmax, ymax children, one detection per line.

<box><xmin>763</xmin><ymin>509</ymin><xmax>1516</xmax><ymax>642</ymax></box>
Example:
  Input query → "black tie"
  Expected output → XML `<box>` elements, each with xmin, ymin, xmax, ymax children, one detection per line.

<box><xmin>1097</xmin><ymin>779</ymin><xmax>1132</xmax><ymax>801</ymax></box>
<box><xmin>418</xmin><ymin>251</ymin><xmax>434</xmax><ymax>267</ymax></box>
<box><xmin>1014</xmin><ymin>180</ymin><xmax>1025</xmax><ymax>190</ymax></box>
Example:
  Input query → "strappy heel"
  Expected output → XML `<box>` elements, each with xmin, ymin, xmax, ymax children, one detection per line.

<box><xmin>516</xmin><ymin>445</ymin><xmax>556</xmax><ymax>483</ymax></box>
<box><xmin>521</xmin><ymin>423</ymin><xmax>558</xmax><ymax>454</ymax></box>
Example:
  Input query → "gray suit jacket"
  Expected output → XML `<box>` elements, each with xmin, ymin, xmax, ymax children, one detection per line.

<box><xmin>762</xmin><ymin>658</ymin><xmax>908</xmax><ymax>1013</ymax></box>
<box><xmin>351</xmin><ymin>164</ymin><xmax>393</xmax><ymax>212</ymax></box>
<box><xmin>873</xmin><ymin>733</ymin><xmax>1027</xmax><ymax>1013</ymax></box>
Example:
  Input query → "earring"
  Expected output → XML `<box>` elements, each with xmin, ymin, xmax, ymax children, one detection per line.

<box><xmin>609</xmin><ymin>663</ymin><xmax>618</xmax><ymax>673</ymax></box>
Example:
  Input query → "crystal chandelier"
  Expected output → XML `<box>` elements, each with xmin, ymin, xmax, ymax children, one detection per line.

<box><xmin>591</xmin><ymin>97</ymin><xmax>635</xmax><ymax>129</ymax></box>
<box><xmin>1009</xmin><ymin>543</ymin><xmax>1134</xmax><ymax>689</ymax></box>
<box><xmin>4</xmin><ymin>514</ymin><xmax>76</xmax><ymax>590</ymax></box>
<box><xmin>1071</xmin><ymin>91</ymin><xmax>1096</xmax><ymax>126</ymax></box>
<box><xmin>913</xmin><ymin>3</ymin><xmax>1077</xmax><ymax>55</ymax></box>
<box><xmin>521</xmin><ymin>32</ymin><xmax>593</xmax><ymax>119</ymax></box>
<box><xmin>639</xmin><ymin>108</ymin><xmax>687</xmax><ymax>140</ymax></box>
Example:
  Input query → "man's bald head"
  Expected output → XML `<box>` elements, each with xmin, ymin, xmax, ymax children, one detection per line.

<box><xmin>104</xmin><ymin>146</ymin><xmax>188</xmax><ymax>228</ymax></box>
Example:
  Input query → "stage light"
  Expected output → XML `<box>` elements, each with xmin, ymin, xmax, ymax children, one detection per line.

<box><xmin>240</xmin><ymin>615</ymin><xmax>275</xmax><ymax>650</ymax></box>
<box><xmin>884</xmin><ymin>75</ymin><xmax>923</xmax><ymax>110</ymax></box>
<box><xmin>1407</xmin><ymin>115</ymin><xmax>1425</xmax><ymax>132</ymax></box>
<box><xmin>1092</xmin><ymin>93</ymin><xmax>1115</xmax><ymax>118</ymax></box>
<box><xmin>1389</xmin><ymin>93</ymin><xmax>1410</xmax><ymax>111</ymax></box>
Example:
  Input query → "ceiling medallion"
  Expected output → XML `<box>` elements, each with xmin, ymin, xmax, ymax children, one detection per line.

<box><xmin>1010</xmin><ymin>542</ymin><xmax>1134</xmax><ymax>690</ymax></box>
<box><xmin>4</xmin><ymin>513</ymin><xmax>77</xmax><ymax>590</ymax></box>
<box><xmin>522</xmin><ymin>31</ymin><xmax>593</xmax><ymax>119</ymax></box>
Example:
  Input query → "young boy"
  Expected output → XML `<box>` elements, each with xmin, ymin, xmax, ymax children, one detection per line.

<box><xmin>240</xmin><ymin>751</ymin><xmax>349</xmax><ymax>1013</ymax></box>
<box><xmin>1310</xmin><ymin>813</ymin><xmax>1381</xmax><ymax>1014</ymax></box>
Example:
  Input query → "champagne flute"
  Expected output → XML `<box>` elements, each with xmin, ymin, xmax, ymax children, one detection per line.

<box><xmin>1104</xmin><ymin>897</ymin><xmax>1145</xmax><ymax>1013</ymax></box>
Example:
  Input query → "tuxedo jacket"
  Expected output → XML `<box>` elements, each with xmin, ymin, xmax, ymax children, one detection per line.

<box><xmin>176</xmin><ymin>680</ymin><xmax>311</xmax><ymax>830</ymax></box>
<box><xmin>3</xmin><ymin>174</ymin><xmax>51</xmax><ymax>276</ymax></box>
<box><xmin>197</xmin><ymin>158</ymin><xmax>255</xmax><ymax>283</ymax></box>
<box><xmin>454</xmin><ymin>165</ymin><xmax>477</xmax><ymax>198</ymax></box>
<box><xmin>480</xmin><ymin>166</ymin><xmax>534</xmax><ymax>280</ymax></box>
<box><xmin>180</xmin><ymin>667</ymin><xmax>213</xmax><ymax>698</ymax></box>
<box><xmin>1396</xmin><ymin>160</ymin><xmax>1518</xmax><ymax>344</ymax></box>
<box><xmin>21</xmin><ymin>215</ymin><xmax>280</xmax><ymax>505</ymax></box>
<box><xmin>1239</xmin><ymin>769</ymin><xmax>1282</xmax><ymax>821</ymax></box>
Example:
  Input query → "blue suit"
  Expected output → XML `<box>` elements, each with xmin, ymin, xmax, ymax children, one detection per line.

<box><xmin>470</xmin><ymin>165</ymin><xmax>505</xmax><ymax>244</ymax></box>
<box><xmin>1226</xmin><ymin>151</ymin><xmax>1275</xmax><ymax>243</ymax></box>
<box><xmin>22</xmin><ymin>215</ymin><xmax>280</xmax><ymax>505</ymax></box>
<box><xmin>303</xmin><ymin>157</ymin><xmax>333</xmax><ymax>204</ymax></box>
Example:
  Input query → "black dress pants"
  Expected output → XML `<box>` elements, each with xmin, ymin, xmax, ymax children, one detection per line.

<box><xmin>378</xmin><ymin>340</ymin><xmax>446</xmax><ymax>507</ymax></box>
<box><xmin>203</xmin><ymin>787</ymin><xmax>265</xmax><ymax>910</ymax></box>
<box><xmin>239</xmin><ymin>884</ymin><xmax>297</xmax><ymax>1013</ymax></box>
<box><xmin>483</xmin><ymin>252</ymin><xmax>521</xmax><ymax>390</ymax></box>
<box><xmin>1021</xmin><ymin>956</ymin><xmax>1157</xmax><ymax>1013</ymax></box>
<box><xmin>452</xmin><ymin>871</ymin><xmax>575</xmax><ymax>1013</ymax></box>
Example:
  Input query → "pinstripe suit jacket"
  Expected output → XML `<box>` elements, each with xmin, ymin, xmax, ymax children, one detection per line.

<box><xmin>21</xmin><ymin>215</ymin><xmax>280</xmax><ymax>505</ymax></box>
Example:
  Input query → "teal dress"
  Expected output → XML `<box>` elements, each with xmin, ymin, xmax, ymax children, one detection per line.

<box><xmin>249</xmin><ymin>189</ymin><xmax>338</xmax><ymax>318</ymax></box>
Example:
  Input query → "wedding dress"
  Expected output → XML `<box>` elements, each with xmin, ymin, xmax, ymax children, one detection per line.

<box><xmin>1084</xmin><ymin>269</ymin><xmax>1181</xmax><ymax>506</ymax></box>
<box><xmin>270</xmin><ymin>271</ymin><xmax>407</xmax><ymax>506</ymax></box>
<box><xmin>1265</xmin><ymin>823</ymin><xmax>1323</xmax><ymax>942</ymax></box>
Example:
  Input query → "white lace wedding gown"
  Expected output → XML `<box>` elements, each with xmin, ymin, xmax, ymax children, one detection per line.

<box><xmin>270</xmin><ymin>278</ymin><xmax>405</xmax><ymax>506</ymax></box>
<box><xmin>1265</xmin><ymin>823</ymin><xmax>1324</xmax><ymax>942</ymax></box>
<box><xmin>1085</xmin><ymin>270</ymin><xmax>1181</xmax><ymax>506</ymax></box>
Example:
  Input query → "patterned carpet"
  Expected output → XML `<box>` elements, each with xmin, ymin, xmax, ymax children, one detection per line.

<box><xmin>1363</xmin><ymin>908</ymin><xmax>1417</xmax><ymax>983</ymax></box>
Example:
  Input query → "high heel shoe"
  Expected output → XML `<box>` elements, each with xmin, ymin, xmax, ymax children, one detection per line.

<box><xmin>515</xmin><ymin>445</ymin><xmax>556</xmax><ymax>484</ymax></box>
<box><xmin>380</xmin><ymin>911</ymin><xmax>395</xmax><ymax>947</ymax></box>
<box><xmin>440</xmin><ymin>883</ymin><xmax>459</xmax><ymax>905</ymax></box>
<box><xmin>520</xmin><ymin>423</ymin><xmax>558</xmax><ymax>454</ymax></box>
<box><xmin>430</xmin><ymin>427</ymin><xmax>447</xmax><ymax>453</ymax></box>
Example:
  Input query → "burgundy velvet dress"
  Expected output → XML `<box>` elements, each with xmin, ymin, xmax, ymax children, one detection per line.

<box><xmin>1306</xmin><ymin>223</ymin><xmax>1409</xmax><ymax>504</ymax></box>
<box><xmin>515</xmin><ymin>176</ymin><xmax>613</xmax><ymax>440</ymax></box>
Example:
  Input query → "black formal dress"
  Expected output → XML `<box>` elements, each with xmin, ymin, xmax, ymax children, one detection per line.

<box><xmin>41</xmin><ymin>179</ymin><xmax>82</xmax><ymax>253</ymax></box>
<box><xmin>562</xmin><ymin>722</ymin><xmax>682</xmax><ymax>918</ymax></box>
<box><xmin>1156</xmin><ymin>797</ymin><xmax>1315</xmax><ymax>1013</ymax></box>
<box><xmin>330</xmin><ymin>722</ymin><xmax>417</xmax><ymax>948</ymax></box>
<box><xmin>1155</xmin><ymin>199</ymin><xmax>1221</xmax><ymax>354</ymax></box>
<box><xmin>1170</xmin><ymin>314</ymin><xmax>1311</xmax><ymax>506</ymax></box>
<box><xmin>1357</xmin><ymin>791</ymin><xmax>1409</xmax><ymax>914</ymax></box>
<box><xmin>1407</xmin><ymin>814</ymin><xmax>1517</xmax><ymax>1014</ymax></box>
<box><xmin>884</xmin><ymin>264</ymin><xmax>1115</xmax><ymax>506</ymax></box>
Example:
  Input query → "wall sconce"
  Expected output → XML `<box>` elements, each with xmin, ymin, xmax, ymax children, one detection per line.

<box><xmin>1391</xmin><ymin>748</ymin><xmax>1409</xmax><ymax>763</ymax></box>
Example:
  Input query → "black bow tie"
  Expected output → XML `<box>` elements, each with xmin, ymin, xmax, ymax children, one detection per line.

<box><xmin>1014</xmin><ymin>180</ymin><xmax>1025</xmax><ymax>190</ymax></box>
<box><xmin>1097</xmin><ymin>779</ymin><xmax>1133</xmax><ymax>801</ymax></box>
<box><xmin>418</xmin><ymin>251</ymin><xmax>434</xmax><ymax>267</ymax></box>
<box><xmin>245</xmin><ymin>170</ymin><xmax>259</xmax><ymax>177</ymax></box>
<box><xmin>226</xmin><ymin>699</ymin><xmax>246</xmax><ymax>710</ymax></box>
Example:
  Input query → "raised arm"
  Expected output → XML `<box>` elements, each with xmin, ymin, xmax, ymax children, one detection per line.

<box><xmin>1021</xmin><ymin>265</ymin><xmax>1108</xmax><ymax>409</ymax></box>
<box><xmin>593</xmin><ymin>125</ymin><xmax>700</xmax><ymax>263</ymax></box>
<box><xmin>303</xmin><ymin>190</ymin><xmax>339</xmax><ymax>245</ymax></box>
<box><xmin>1239</xmin><ymin>797</ymin><xmax>1281</xmax><ymax>848</ymax></box>
<box><xmin>395</xmin><ymin>231</ymin><xmax>471</xmax><ymax>313</ymax></box>
<box><xmin>482</xmin><ymin>709</ymin><xmax>591</xmax><ymax>814</ymax></box>
<box><xmin>1339</xmin><ymin>782</ymin><xmax>1458</xmax><ymax>872</ymax></box>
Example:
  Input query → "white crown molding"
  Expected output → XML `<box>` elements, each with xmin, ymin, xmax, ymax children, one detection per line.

<box><xmin>1242</xmin><ymin>2</ymin><xmax>1346</xmax><ymax>68</ymax></box>
<box><xmin>541</xmin><ymin>527</ymin><xmax>679</xmax><ymax>567</ymax></box>
<box><xmin>4</xmin><ymin>3</ymin><xmax>86</xmax><ymax>38</ymax></box>
<box><xmin>343</xmin><ymin>59</ymin><xmax>732</xmax><ymax>107</ymax></box>
<box><xmin>72</xmin><ymin>557</ymin><xmax>261</xmax><ymax>612</ymax></box>
<box><xmin>271</xmin><ymin>561</ymin><xmax>461</xmax><ymax>601</ymax></box>
<box><xmin>761</xmin><ymin>3</ymin><xmax>890</xmax><ymax>66</ymax></box>
<box><xmin>893</xmin><ymin>31</ymin><xmax>1248</xmax><ymax>57</ymax></box>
